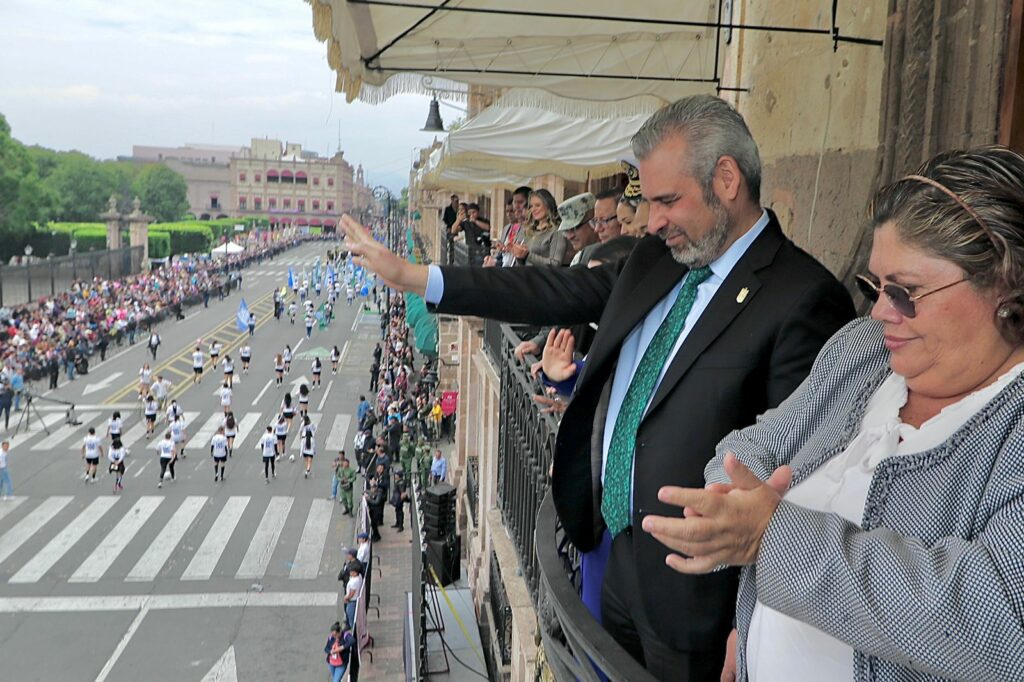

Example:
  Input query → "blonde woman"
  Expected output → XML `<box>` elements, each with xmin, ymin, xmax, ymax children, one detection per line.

<box><xmin>511</xmin><ymin>189</ymin><xmax>570</xmax><ymax>266</ymax></box>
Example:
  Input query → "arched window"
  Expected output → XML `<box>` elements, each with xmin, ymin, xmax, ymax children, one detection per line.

<box><xmin>266</xmin><ymin>169</ymin><xmax>280</xmax><ymax>183</ymax></box>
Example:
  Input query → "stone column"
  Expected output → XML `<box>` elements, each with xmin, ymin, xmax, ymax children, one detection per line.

<box><xmin>100</xmin><ymin>195</ymin><xmax>122</xmax><ymax>249</ymax></box>
<box><xmin>127</xmin><ymin>196</ymin><xmax>154</xmax><ymax>270</ymax></box>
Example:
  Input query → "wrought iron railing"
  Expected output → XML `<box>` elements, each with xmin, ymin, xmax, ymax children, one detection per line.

<box><xmin>1</xmin><ymin>246</ymin><xmax>144</xmax><ymax>307</ymax></box>
<box><xmin>482</xmin><ymin>317</ymin><xmax>505</xmax><ymax>367</ymax></box>
<box><xmin>453</xmin><ymin>239</ymin><xmax>469</xmax><ymax>267</ymax></box>
<box><xmin>465</xmin><ymin>456</ymin><xmax>479</xmax><ymax>526</ymax></box>
<box><xmin>489</xmin><ymin>549</ymin><xmax>513</xmax><ymax>666</ymax></box>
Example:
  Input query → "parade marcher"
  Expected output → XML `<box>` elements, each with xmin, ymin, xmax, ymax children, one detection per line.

<box><xmin>209</xmin><ymin>340</ymin><xmax>221</xmax><ymax>368</ymax></box>
<box><xmin>247</xmin><ymin>312</ymin><xmax>256</xmax><ymax>336</ymax></box>
<box><xmin>274</xmin><ymin>414</ymin><xmax>289</xmax><ymax>460</ymax></box>
<box><xmin>299</xmin><ymin>383</ymin><xmax>310</xmax><ymax>417</ymax></box>
<box><xmin>108</xmin><ymin>438</ymin><xmax>127</xmax><ymax>492</ymax></box>
<box><xmin>222</xmin><ymin>411</ymin><xmax>237</xmax><ymax>457</ymax></box>
<box><xmin>210</xmin><ymin>425</ymin><xmax>229</xmax><ymax>482</ymax></box>
<box><xmin>219</xmin><ymin>382</ymin><xmax>233</xmax><ymax>414</ymax></box>
<box><xmin>152</xmin><ymin>374</ymin><xmax>171</xmax><ymax>412</ymax></box>
<box><xmin>311</xmin><ymin>357</ymin><xmax>323</xmax><ymax>389</ymax></box>
<box><xmin>274</xmin><ymin>353</ymin><xmax>284</xmax><ymax>386</ymax></box>
<box><xmin>0</xmin><ymin>440</ymin><xmax>12</xmax><ymax>499</ymax></box>
<box><xmin>300</xmin><ymin>418</ymin><xmax>316</xmax><ymax>478</ymax></box>
<box><xmin>81</xmin><ymin>427</ymin><xmax>103</xmax><ymax>483</ymax></box>
<box><xmin>106</xmin><ymin>411</ymin><xmax>123</xmax><ymax>443</ymax></box>
<box><xmin>240</xmin><ymin>344</ymin><xmax>252</xmax><ymax>373</ymax></box>
<box><xmin>257</xmin><ymin>425</ymin><xmax>277</xmax><ymax>483</ymax></box>
<box><xmin>288</xmin><ymin>300</ymin><xmax>297</xmax><ymax>325</ymax></box>
<box><xmin>170</xmin><ymin>412</ymin><xmax>187</xmax><ymax>459</ymax></box>
<box><xmin>191</xmin><ymin>346</ymin><xmax>204</xmax><ymax>384</ymax></box>
<box><xmin>156</xmin><ymin>430</ymin><xmax>176</xmax><ymax>488</ymax></box>
<box><xmin>143</xmin><ymin>394</ymin><xmax>159</xmax><ymax>436</ymax></box>
<box><xmin>165</xmin><ymin>398</ymin><xmax>182</xmax><ymax>426</ymax></box>
<box><xmin>138</xmin><ymin>363</ymin><xmax>152</xmax><ymax>398</ymax></box>
<box><xmin>222</xmin><ymin>355</ymin><xmax>234</xmax><ymax>387</ymax></box>
<box><xmin>304</xmin><ymin>312</ymin><xmax>315</xmax><ymax>339</ymax></box>
<box><xmin>330</xmin><ymin>345</ymin><xmax>341</xmax><ymax>375</ymax></box>
<box><xmin>281</xmin><ymin>392</ymin><xmax>295</xmax><ymax>429</ymax></box>
<box><xmin>283</xmin><ymin>345</ymin><xmax>293</xmax><ymax>373</ymax></box>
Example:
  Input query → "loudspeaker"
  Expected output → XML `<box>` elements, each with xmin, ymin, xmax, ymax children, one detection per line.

<box><xmin>426</xmin><ymin>535</ymin><xmax>461</xmax><ymax>587</ymax></box>
<box><xmin>422</xmin><ymin>481</ymin><xmax>457</xmax><ymax>541</ymax></box>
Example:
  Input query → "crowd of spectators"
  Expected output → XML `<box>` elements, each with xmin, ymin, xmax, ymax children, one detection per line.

<box><xmin>0</xmin><ymin>234</ymin><xmax>312</xmax><ymax>385</ymax></box>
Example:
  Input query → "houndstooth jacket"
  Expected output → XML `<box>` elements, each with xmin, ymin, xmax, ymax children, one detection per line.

<box><xmin>706</xmin><ymin>317</ymin><xmax>1024</xmax><ymax>682</ymax></box>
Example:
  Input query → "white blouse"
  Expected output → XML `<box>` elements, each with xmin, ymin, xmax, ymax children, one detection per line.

<box><xmin>747</xmin><ymin>362</ymin><xmax>1024</xmax><ymax>681</ymax></box>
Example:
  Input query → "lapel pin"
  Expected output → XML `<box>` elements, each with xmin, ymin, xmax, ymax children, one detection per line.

<box><xmin>736</xmin><ymin>287</ymin><xmax>749</xmax><ymax>303</ymax></box>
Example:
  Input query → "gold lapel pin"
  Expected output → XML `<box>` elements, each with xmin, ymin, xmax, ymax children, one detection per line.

<box><xmin>736</xmin><ymin>287</ymin><xmax>749</xmax><ymax>303</ymax></box>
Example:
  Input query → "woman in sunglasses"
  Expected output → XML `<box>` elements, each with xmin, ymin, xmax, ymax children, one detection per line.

<box><xmin>642</xmin><ymin>146</ymin><xmax>1024</xmax><ymax>681</ymax></box>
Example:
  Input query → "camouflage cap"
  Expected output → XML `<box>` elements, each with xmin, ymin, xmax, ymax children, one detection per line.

<box><xmin>556</xmin><ymin>192</ymin><xmax>596</xmax><ymax>231</ymax></box>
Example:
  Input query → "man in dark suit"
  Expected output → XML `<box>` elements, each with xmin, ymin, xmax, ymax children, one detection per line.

<box><xmin>340</xmin><ymin>95</ymin><xmax>855</xmax><ymax>680</ymax></box>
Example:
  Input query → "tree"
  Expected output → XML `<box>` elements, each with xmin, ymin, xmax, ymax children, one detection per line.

<box><xmin>45</xmin><ymin>151</ymin><xmax>120</xmax><ymax>221</ymax></box>
<box><xmin>133</xmin><ymin>164</ymin><xmax>188</xmax><ymax>223</ymax></box>
<box><xmin>0</xmin><ymin>113</ymin><xmax>56</xmax><ymax>249</ymax></box>
<box><xmin>398</xmin><ymin>186</ymin><xmax>409</xmax><ymax>214</ymax></box>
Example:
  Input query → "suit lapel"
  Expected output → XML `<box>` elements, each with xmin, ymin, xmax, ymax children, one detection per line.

<box><xmin>644</xmin><ymin>217</ymin><xmax>785</xmax><ymax>416</ymax></box>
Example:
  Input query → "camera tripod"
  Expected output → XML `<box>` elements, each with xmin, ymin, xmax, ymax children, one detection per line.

<box><xmin>11</xmin><ymin>393</ymin><xmax>78</xmax><ymax>439</ymax></box>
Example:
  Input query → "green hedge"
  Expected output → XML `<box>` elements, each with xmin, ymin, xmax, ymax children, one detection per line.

<box><xmin>148</xmin><ymin>232</ymin><xmax>171</xmax><ymax>259</ymax></box>
<box><xmin>149</xmin><ymin>222</ymin><xmax>214</xmax><ymax>255</ymax></box>
<box><xmin>70</xmin><ymin>227</ymin><xmax>108</xmax><ymax>252</ymax></box>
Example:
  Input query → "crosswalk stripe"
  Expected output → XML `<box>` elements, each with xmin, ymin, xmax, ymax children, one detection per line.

<box><xmin>291</xmin><ymin>412</ymin><xmax>322</xmax><ymax>451</ymax></box>
<box><xmin>235</xmin><ymin>496</ymin><xmax>292</xmax><ymax>579</ymax></box>
<box><xmin>125</xmin><ymin>496</ymin><xmax>207</xmax><ymax>581</ymax></box>
<box><xmin>119</xmin><ymin>420</ymin><xmax>150</xmax><ymax>448</ymax></box>
<box><xmin>69</xmin><ymin>496</ymin><xmax>163</xmax><ymax>583</ymax></box>
<box><xmin>324</xmin><ymin>414</ymin><xmax>351</xmax><ymax>452</ymax></box>
<box><xmin>181</xmin><ymin>496</ymin><xmax>250</xmax><ymax>581</ymax></box>
<box><xmin>10</xmin><ymin>496</ymin><xmax>119</xmax><ymax>583</ymax></box>
<box><xmin>0</xmin><ymin>496</ymin><xmax>73</xmax><ymax>566</ymax></box>
<box><xmin>0</xmin><ymin>497</ymin><xmax>25</xmax><ymax>523</ymax></box>
<box><xmin>233</xmin><ymin>412</ymin><xmax>263</xmax><ymax>449</ymax></box>
<box><xmin>31</xmin><ymin>412</ymin><xmax>99</xmax><ymax>451</ymax></box>
<box><xmin>12</xmin><ymin>413</ymin><xmax>65</xmax><ymax>438</ymax></box>
<box><xmin>289</xmin><ymin>499</ymin><xmax>333</xmax><ymax>579</ymax></box>
<box><xmin>146</xmin><ymin>411</ymin><xmax>200</xmax><ymax>450</ymax></box>
<box><xmin>187</xmin><ymin>413</ymin><xmax>224</xmax><ymax>451</ymax></box>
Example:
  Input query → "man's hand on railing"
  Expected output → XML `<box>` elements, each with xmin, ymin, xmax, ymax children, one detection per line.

<box><xmin>341</xmin><ymin>215</ymin><xmax>429</xmax><ymax>296</ymax></box>
<box><xmin>513</xmin><ymin>340</ymin><xmax>539</xmax><ymax>362</ymax></box>
<box><xmin>541</xmin><ymin>328</ymin><xmax>577</xmax><ymax>382</ymax></box>
<box><xmin>532</xmin><ymin>389</ymin><xmax>566</xmax><ymax>415</ymax></box>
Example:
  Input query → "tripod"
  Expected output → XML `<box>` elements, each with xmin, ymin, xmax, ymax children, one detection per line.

<box><xmin>12</xmin><ymin>394</ymin><xmax>51</xmax><ymax>439</ymax></box>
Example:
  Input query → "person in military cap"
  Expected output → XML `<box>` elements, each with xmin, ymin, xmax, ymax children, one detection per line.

<box><xmin>559</xmin><ymin>192</ymin><xmax>600</xmax><ymax>267</ymax></box>
<box><xmin>617</xmin><ymin>159</ymin><xmax>650</xmax><ymax>237</ymax></box>
<box><xmin>398</xmin><ymin>426</ymin><xmax>416</xmax><ymax>476</ymax></box>
<box><xmin>415</xmin><ymin>437</ymin><xmax>432</xmax><ymax>489</ymax></box>
<box><xmin>332</xmin><ymin>452</ymin><xmax>357</xmax><ymax>515</ymax></box>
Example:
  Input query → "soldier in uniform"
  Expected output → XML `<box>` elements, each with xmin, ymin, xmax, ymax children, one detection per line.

<box><xmin>398</xmin><ymin>427</ymin><xmax>415</xmax><ymax>477</ymax></box>
<box><xmin>332</xmin><ymin>452</ymin><xmax>357</xmax><ymax>515</ymax></box>
<box><xmin>416</xmin><ymin>437</ymin><xmax>432</xmax><ymax>489</ymax></box>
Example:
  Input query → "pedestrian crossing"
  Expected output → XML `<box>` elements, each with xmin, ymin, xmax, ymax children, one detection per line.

<box><xmin>0</xmin><ymin>493</ymin><xmax>344</xmax><ymax>584</ymax></box>
<box><xmin>7</xmin><ymin>408</ymin><xmax>353</xmax><ymax>458</ymax></box>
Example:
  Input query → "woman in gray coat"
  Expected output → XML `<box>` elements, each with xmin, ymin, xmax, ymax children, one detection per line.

<box><xmin>642</xmin><ymin>146</ymin><xmax>1024</xmax><ymax>681</ymax></box>
<box><xmin>511</xmin><ymin>188</ymin><xmax>570</xmax><ymax>266</ymax></box>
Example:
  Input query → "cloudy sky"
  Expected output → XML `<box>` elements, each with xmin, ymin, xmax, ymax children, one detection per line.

<box><xmin>0</xmin><ymin>0</ymin><xmax>441</xmax><ymax>192</ymax></box>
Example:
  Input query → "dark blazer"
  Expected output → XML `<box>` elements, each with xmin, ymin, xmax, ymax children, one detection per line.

<box><xmin>430</xmin><ymin>211</ymin><xmax>855</xmax><ymax>655</ymax></box>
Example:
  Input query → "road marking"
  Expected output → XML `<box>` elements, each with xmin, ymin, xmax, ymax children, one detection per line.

<box><xmin>235</xmin><ymin>496</ymin><xmax>292</xmax><ymax>579</ymax></box>
<box><xmin>201</xmin><ymin>645</ymin><xmax>238</xmax><ymax>682</ymax></box>
<box><xmin>289</xmin><ymin>499</ymin><xmax>333</xmax><ymax>579</ymax></box>
<box><xmin>0</xmin><ymin>496</ymin><xmax>72</xmax><ymax>565</ymax></box>
<box><xmin>69</xmin><ymin>496</ymin><xmax>163</xmax><ymax>583</ymax></box>
<box><xmin>291</xmin><ymin>413</ymin><xmax>322</xmax><ymax>451</ymax></box>
<box><xmin>10</xmin><ymin>496</ymin><xmax>119</xmax><ymax>583</ymax></box>
<box><xmin>133</xmin><ymin>461</ymin><xmax>149</xmax><ymax>478</ymax></box>
<box><xmin>324</xmin><ymin>414</ymin><xmax>351</xmax><ymax>452</ymax></box>
<box><xmin>146</xmin><ymin>411</ymin><xmax>200</xmax><ymax>450</ymax></box>
<box><xmin>119</xmin><ymin>420</ymin><xmax>149</xmax><ymax>448</ymax></box>
<box><xmin>125</xmin><ymin>496</ymin><xmax>206</xmax><ymax>581</ymax></box>
<box><xmin>351</xmin><ymin>308</ymin><xmax>361</xmax><ymax>331</ymax></box>
<box><xmin>95</xmin><ymin>601</ymin><xmax>150</xmax><ymax>682</ymax></box>
<box><xmin>317</xmin><ymin>380</ymin><xmax>333</xmax><ymax>410</ymax></box>
<box><xmin>187</xmin><ymin>413</ymin><xmax>225</xmax><ymax>450</ymax></box>
<box><xmin>233</xmin><ymin>412</ymin><xmax>263</xmax><ymax>449</ymax></box>
<box><xmin>181</xmin><ymin>496</ymin><xmax>250</xmax><ymax>581</ymax></box>
<box><xmin>0</xmin><ymin>497</ymin><xmax>25</xmax><ymax>522</ymax></box>
<box><xmin>83</xmin><ymin>372</ymin><xmax>124</xmax><ymax>396</ymax></box>
<box><xmin>251</xmin><ymin>379</ymin><xmax>273</xmax><ymax>406</ymax></box>
<box><xmin>31</xmin><ymin>412</ymin><xmax>99</xmax><ymax>451</ymax></box>
<box><xmin>338</xmin><ymin>339</ymin><xmax>351</xmax><ymax>366</ymax></box>
<box><xmin>10</xmin><ymin>412</ymin><xmax>64</xmax><ymax>437</ymax></box>
<box><xmin>0</xmin><ymin>591</ymin><xmax>339</xmax><ymax>613</ymax></box>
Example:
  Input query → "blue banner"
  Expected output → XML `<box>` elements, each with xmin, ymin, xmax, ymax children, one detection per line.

<box><xmin>236</xmin><ymin>299</ymin><xmax>250</xmax><ymax>332</ymax></box>
<box><xmin>287</xmin><ymin>267</ymin><xmax>295</xmax><ymax>290</ymax></box>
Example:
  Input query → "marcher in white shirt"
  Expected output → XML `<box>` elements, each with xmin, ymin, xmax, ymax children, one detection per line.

<box><xmin>191</xmin><ymin>347</ymin><xmax>204</xmax><ymax>384</ymax></box>
<box><xmin>257</xmin><ymin>426</ymin><xmax>278</xmax><ymax>483</ymax></box>
<box><xmin>210</xmin><ymin>426</ymin><xmax>229</xmax><ymax>482</ymax></box>
<box><xmin>108</xmin><ymin>438</ymin><xmax>127</xmax><ymax>492</ymax></box>
<box><xmin>81</xmin><ymin>427</ymin><xmax>103</xmax><ymax>483</ymax></box>
<box><xmin>219</xmin><ymin>383</ymin><xmax>232</xmax><ymax>414</ymax></box>
<box><xmin>155</xmin><ymin>432</ymin><xmax>176</xmax><ymax>488</ymax></box>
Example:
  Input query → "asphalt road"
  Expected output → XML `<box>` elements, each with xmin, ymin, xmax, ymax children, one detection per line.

<box><xmin>0</xmin><ymin>242</ymin><xmax>381</xmax><ymax>681</ymax></box>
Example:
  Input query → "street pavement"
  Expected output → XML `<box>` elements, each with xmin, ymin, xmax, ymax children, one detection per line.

<box><xmin>0</xmin><ymin>242</ymin><xmax>383</xmax><ymax>681</ymax></box>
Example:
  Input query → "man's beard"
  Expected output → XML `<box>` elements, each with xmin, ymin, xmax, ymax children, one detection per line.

<box><xmin>666</xmin><ymin>199</ymin><xmax>731</xmax><ymax>268</ymax></box>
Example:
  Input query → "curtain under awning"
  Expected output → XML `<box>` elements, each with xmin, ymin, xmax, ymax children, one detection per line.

<box><xmin>308</xmin><ymin>0</ymin><xmax>720</xmax><ymax>115</ymax></box>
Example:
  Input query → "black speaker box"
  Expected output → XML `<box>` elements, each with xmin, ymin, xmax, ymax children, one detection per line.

<box><xmin>426</xmin><ymin>535</ymin><xmax>461</xmax><ymax>587</ymax></box>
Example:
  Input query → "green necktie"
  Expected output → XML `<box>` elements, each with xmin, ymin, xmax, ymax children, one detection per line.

<box><xmin>601</xmin><ymin>266</ymin><xmax>713</xmax><ymax>537</ymax></box>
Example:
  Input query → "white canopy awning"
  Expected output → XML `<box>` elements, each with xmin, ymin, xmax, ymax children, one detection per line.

<box><xmin>210</xmin><ymin>242</ymin><xmax>245</xmax><ymax>257</ymax></box>
<box><xmin>424</xmin><ymin>92</ymin><xmax>651</xmax><ymax>184</ymax></box>
<box><xmin>308</xmin><ymin>0</ymin><xmax>720</xmax><ymax>115</ymax></box>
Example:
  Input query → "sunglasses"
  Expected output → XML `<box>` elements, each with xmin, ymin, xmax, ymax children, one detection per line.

<box><xmin>855</xmin><ymin>275</ymin><xmax>968</xmax><ymax>318</ymax></box>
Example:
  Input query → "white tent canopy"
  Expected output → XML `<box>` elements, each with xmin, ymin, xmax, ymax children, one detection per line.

<box><xmin>418</xmin><ymin>146</ymin><xmax>532</xmax><ymax>193</ymax></box>
<box><xmin>210</xmin><ymin>242</ymin><xmax>245</xmax><ymax>257</ymax></box>
<box><xmin>425</xmin><ymin>93</ymin><xmax>653</xmax><ymax>184</ymax></box>
<box><xmin>308</xmin><ymin>0</ymin><xmax>720</xmax><ymax>114</ymax></box>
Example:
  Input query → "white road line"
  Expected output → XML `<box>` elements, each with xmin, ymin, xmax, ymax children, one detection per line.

<box><xmin>235</xmin><ymin>496</ymin><xmax>292</xmax><ymax>579</ymax></box>
<box><xmin>95</xmin><ymin>601</ymin><xmax>150</xmax><ymax>682</ymax></box>
<box><xmin>0</xmin><ymin>496</ymin><xmax>72</xmax><ymax>565</ymax></box>
<box><xmin>125</xmin><ymin>496</ymin><xmax>206</xmax><ymax>581</ymax></box>
<box><xmin>31</xmin><ymin>412</ymin><xmax>99</xmax><ymax>451</ymax></box>
<box><xmin>69</xmin><ymin>497</ymin><xmax>163</xmax><ymax>583</ymax></box>
<box><xmin>289</xmin><ymin>499</ymin><xmax>333</xmax><ymax>579</ymax></box>
<box><xmin>324</xmin><ymin>414</ymin><xmax>351</xmax><ymax>452</ymax></box>
<box><xmin>233</xmin><ymin>412</ymin><xmax>262</xmax><ymax>449</ymax></box>
<box><xmin>9</xmin><ymin>412</ymin><xmax>64</xmax><ymax>438</ymax></box>
<box><xmin>181</xmin><ymin>496</ymin><xmax>250</xmax><ymax>581</ymax></box>
<box><xmin>291</xmin><ymin>413</ymin><xmax>322</xmax><ymax>451</ymax></box>
<box><xmin>119</xmin><ymin>420</ymin><xmax>149</xmax><ymax>448</ymax></box>
<box><xmin>338</xmin><ymin>339</ymin><xmax>351</xmax><ymax>366</ymax></box>
<box><xmin>187</xmin><ymin>413</ymin><xmax>224</xmax><ymax>450</ymax></box>
<box><xmin>132</xmin><ymin>461</ymin><xmax>149</xmax><ymax>479</ymax></box>
<box><xmin>251</xmin><ymin>379</ymin><xmax>273</xmax><ymax>406</ymax></box>
<box><xmin>10</xmin><ymin>496</ymin><xmax>119</xmax><ymax>583</ymax></box>
<box><xmin>0</xmin><ymin>591</ymin><xmax>338</xmax><ymax>613</ymax></box>
<box><xmin>293</xmin><ymin>337</ymin><xmax>305</xmax><ymax>352</ymax></box>
<box><xmin>351</xmin><ymin>308</ymin><xmax>361</xmax><ymax>332</ymax></box>
<box><xmin>317</xmin><ymin>380</ymin><xmax>333</xmax><ymax>410</ymax></box>
<box><xmin>0</xmin><ymin>497</ymin><xmax>25</xmax><ymax>523</ymax></box>
<box><xmin>146</xmin><ymin>411</ymin><xmax>200</xmax><ymax>450</ymax></box>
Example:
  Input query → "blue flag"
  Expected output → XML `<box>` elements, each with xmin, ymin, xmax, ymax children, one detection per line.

<box><xmin>236</xmin><ymin>299</ymin><xmax>250</xmax><ymax>332</ymax></box>
<box><xmin>287</xmin><ymin>267</ymin><xmax>295</xmax><ymax>290</ymax></box>
<box><xmin>326</xmin><ymin>264</ymin><xmax>335</xmax><ymax>289</ymax></box>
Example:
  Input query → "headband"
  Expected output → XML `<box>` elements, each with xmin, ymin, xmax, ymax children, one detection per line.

<box><xmin>902</xmin><ymin>173</ymin><xmax>1005</xmax><ymax>255</ymax></box>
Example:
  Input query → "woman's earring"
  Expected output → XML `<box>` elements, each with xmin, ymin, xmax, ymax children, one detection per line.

<box><xmin>998</xmin><ymin>306</ymin><xmax>1012</xmax><ymax>319</ymax></box>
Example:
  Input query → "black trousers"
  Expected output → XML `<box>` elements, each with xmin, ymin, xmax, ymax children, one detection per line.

<box><xmin>158</xmin><ymin>458</ymin><xmax>175</xmax><ymax>481</ymax></box>
<box><xmin>263</xmin><ymin>456</ymin><xmax>276</xmax><ymax>478</ymax></box>
<box><xmin>601</xmin><ymin>529</ymin><xmax>724</xmax><ymax>682</ymax></box>
<box><xmin>393</xmin><ymin>503</ymin><xmax>404</xmax><ymax>530</ymax></box>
